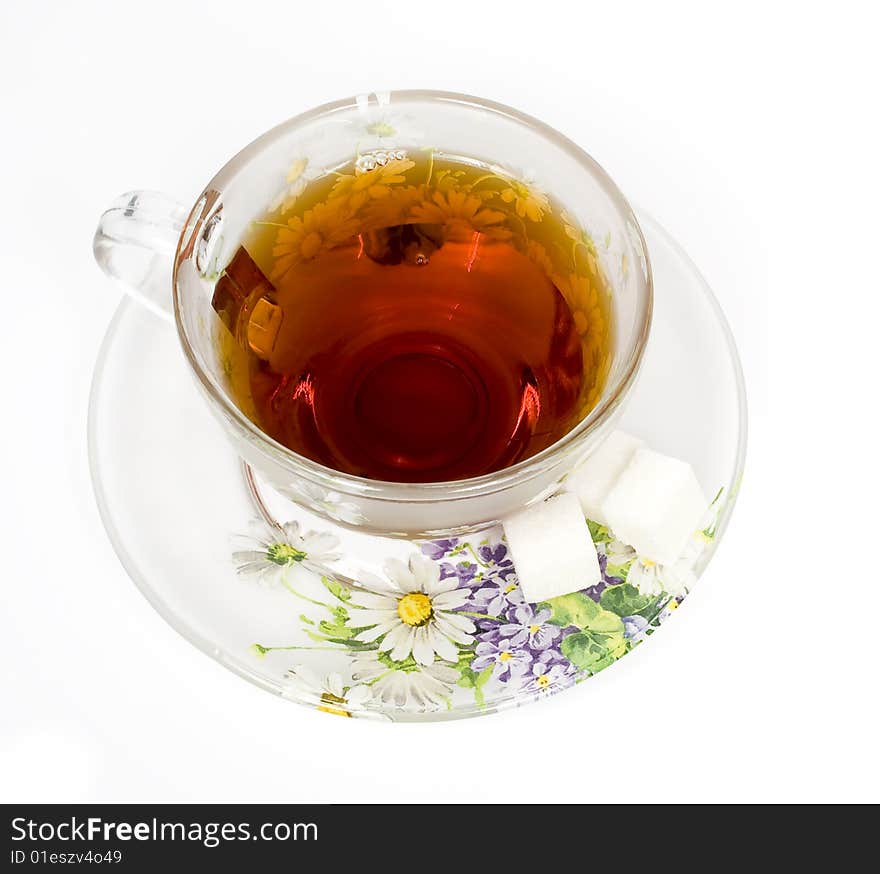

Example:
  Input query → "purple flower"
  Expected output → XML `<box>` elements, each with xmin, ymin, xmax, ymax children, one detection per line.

<box><xmin>479</xmin><ymin>544</ymin><xmax>516</xmax><ymax>584</ymax></box>
<box><xmin>421</xmin><ymin>538</ymin><xmax>460</xmax><ymax>561</ymax></box>
<box><xmin>534</xmin><ymin>644</ymin><xmax>568</xmax><ymax>665</ymax></box>
<box><xmin>478</xmin><ymin>543</ymin><xmax>508</xmax><ymax>566</ymax></box>
<box><xmin>469</xmin><ymin>573</ymin><xmax>525</xmax><ymax>617</ymax></box>
<box><xmin>471</xmin><ymin>638</ymin><xmax>533</xmax><ymax>682</ymax></box>
<box><xmin>499</xmin><ymin>605</ymin><xmax>562</xmax><ymax>650</ymax></box>
<box><xmin>524</xmin><ymin>651</ymin><xmax>579</xmax><ymax>694</ymax></box>
<box><xmin>582</xmin><ymin>580</ymin><xmax>607</xmax><ymax>602</ymax></box>
<box><xmin>622</xmin><ymin>614</ymin><xmax>649</xmax><ymax>642</ymax></box>
<box><xmin>439</xmin><ymin>561</ymin><xmax>478</xmax><ymax>586</ymax></box>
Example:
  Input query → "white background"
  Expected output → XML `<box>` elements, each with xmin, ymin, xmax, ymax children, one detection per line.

<box><xmin>1</xmin><ymin>0</ymin><xmax>876</xmax><ymax>803</ymax></box>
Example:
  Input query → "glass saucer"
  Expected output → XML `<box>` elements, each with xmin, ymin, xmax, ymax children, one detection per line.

<box><xmin>88</xmin><ymin>212</ymin><xmax>746</xmax><ymax>722</ymax></box>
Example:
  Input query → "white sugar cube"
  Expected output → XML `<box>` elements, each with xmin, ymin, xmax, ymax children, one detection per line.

<box><xmin>503</xmin><ymin>492</ymin><xmax>601</xmax><ymax>604</ymax></box>
<box><xmin>602</xmin><ymin>448</ymin><xmax>707</xmax><ymax>566</ymax></box>
<box><xmin>566</xmin><ymin>430</ymin><xmax>645</xmax><ymax>524</ymax></box>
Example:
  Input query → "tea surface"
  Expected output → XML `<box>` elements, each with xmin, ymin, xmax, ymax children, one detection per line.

<box><xmin>213</xmin><ymin>153</ymin><xmax>611</xmax><ymax>482</ymax></box>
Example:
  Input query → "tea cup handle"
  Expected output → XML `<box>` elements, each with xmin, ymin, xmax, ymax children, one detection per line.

<box><xmin>93</xmin><ymin>191</ymin><xmax>190</xmax><ymax>322</ymax></box>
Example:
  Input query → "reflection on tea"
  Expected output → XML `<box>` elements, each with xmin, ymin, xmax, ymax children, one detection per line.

<box><xmin>212</xmin><ymin>153</ymin><xmax>612</xmax><ymax>483</ymax></box>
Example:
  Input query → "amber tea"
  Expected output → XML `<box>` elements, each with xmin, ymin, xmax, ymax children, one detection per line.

<box><xmin>212</xmin><ymin>153</ymin><xmax>612</xmax><ymax>483</ymax></box>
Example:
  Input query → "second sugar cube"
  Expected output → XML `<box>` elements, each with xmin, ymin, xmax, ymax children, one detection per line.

<box><xmin>602</xmin><ymin>448</ymin><xmax>707</xmax><ymax>566</ymax></box>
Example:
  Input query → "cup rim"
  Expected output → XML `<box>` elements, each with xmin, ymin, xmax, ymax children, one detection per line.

<box><xmin>173</xmin><ymin>89</ymin><xmax>653</xmax><ymax>501</ymax></box>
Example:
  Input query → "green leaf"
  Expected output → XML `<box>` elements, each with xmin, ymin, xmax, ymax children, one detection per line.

<box><xmin>299</xmin><ymin>613</ymin><xmax>315</xmax><ymax>626</ymax></box>
<box><xmin>456</xmin><ymin>659</ymin><xmax>479</xmax><ymax>689</ymax></box>
<box><xmin>543</xmin><ymin>592</ymin><xmax>600</xmax><ymax>627</ymax></box>
<box><xmin>457</xmin><ymin>658</ymin><xmax>493</xmax><ymax>707</ymax></box>
<box><xmin>587</xmin><ymin>607</ymin><xmax>624</xmax><ymax>635</ymax></box>
<box><xmin>608</xmin><ymin>635</ymin><xmax>628</xmax><ymax>658</ymax></box>
<box><xmin>600</xmin><ymin>583</ymin><xmax>660</xmax><ymax>619</ymax></box>
<box><xmin>560</xmin><ymin>632</ymin><xmax>609</xmax><ymax>671</ymax></box>
<box><xmin>543</xmin><ymin>592</ymin><xmax>624</xmax><ymax>635</ymax></box>
<box><xmin>587</xmin><ymin>519</ymin><xmax>612</xmax><ymax>543</ymax></box>
<box><xmin>473</xmin><ymin>665</ymin><xmax>493</xmax><ymax>705</ymax></box>
<box><xmin>604</xmin><ymin>557</ymin><xmax>634</xmax><ymax>581</ymax></box>
<box><xmin>455</xmin><ymin>648</ymin><xmax>483</xmax><ymax>689</ymax></box>
<box><xmin>453</xmin><ymin>647</ymin><xmax>476</xmax><ymax>670</ymax></box>
<box><xmin>319</xmin><ymin>619</ymin><xmax>354</xmax><ymax>639</ymax></box>
<box><xmin>463</xmin><ymin>664</ymin><xmax>493</xmax><ymax>691</ymax></box>
<box><xmin>561</xmin><ymin>631</ymin><xmax>626</xmax><ymax>674</ymax></box>
<box><xmin>322</xmin><ymin>577</ymin><xmax>352</xmax><ymax>602</ymax></box>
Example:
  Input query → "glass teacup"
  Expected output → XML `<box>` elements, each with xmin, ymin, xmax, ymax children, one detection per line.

<box><xmin>93</xmin><ymin>90</ymin><xmax>652</xmax><ymax>536</ymax></box>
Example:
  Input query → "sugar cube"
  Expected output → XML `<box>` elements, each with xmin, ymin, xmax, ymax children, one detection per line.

<box><xmin>503</xmin><ymin>492</ymin><xmax>601</xmax><ymax>604</ymax></box>
<box><xmin>602</xmin><ymin>448</ymin><xmax>707</xmax><ymax>566</ymax></box>
<box><xmin>566</xmin><ymin>430</ymin><xmax>644</xmax><ymax>524</ymax></box>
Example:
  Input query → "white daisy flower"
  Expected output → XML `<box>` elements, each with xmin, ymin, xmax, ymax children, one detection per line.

<box><xmin>350</xmin><ymin>555</ymin><xmax>475</xmax><ymax>666</ymax></box>
<box><xmin>357</xmin><ymin>112</ymin><xmax>425</xmax><ymax>150</ymax></box>
<box><xmin>623</xmin><ymin>498</ymin><xmax>720</xmax><ymax>598</ymax></box>
<box><xmin>233</xmin><ymin>520</ymin><xmax>340</xmax><ymax>581</ymax></box>
<box><xmin>288</xmin><ymin>480</ymin><xmax>366</xmax><ymax>526</ymax></box>
<box><xmin>484</xmin><ymin>163</ymin><xmax>549</xmax><ymax>222</ymax></box>
<box><xmin>269</xmin><ymin>157</ymin><xmax>310</xmax><ymax>215</ymax></box>
<box><xmin>281</xmin><ymin>666</ymin><xmax>372</xmax><ymax>718</ymax></box>
<box><xmin>350</xmin><ymin>651</ymin><xmax>458</xmax><ymax>711</ymax></box>
<box><xmin>627</xmin><ymin>555</ymin><xmax>696</xmax><ymax>598</ymax></box>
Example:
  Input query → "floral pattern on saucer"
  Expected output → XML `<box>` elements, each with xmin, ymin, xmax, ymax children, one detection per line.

<box><xmin>242</xmin><ymin>490</ymin><xmax>724</xmax><ymax>719</ymax></box>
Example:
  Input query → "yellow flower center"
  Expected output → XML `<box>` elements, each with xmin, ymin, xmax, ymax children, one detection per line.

<box><xmin>397</xmin><ymin>592</ymin><xmax>434</xmax><ymax>627</ymax></box>
<box><xmin>642</xmin><ymin>559</ymin><xmax>656</xmax><ymax>569</ymax></box>
<box><xmin>529</xmin><ymin>624</ymin><xmax>541</xmax><ymax>634</ymax></box>
<box><xmin>317</xmin><ymin>692</ymin><xmax>352</xmax><ymax>718</ymax></box>
<box><xmin>536</xmin><ymin>675</ymin><xmax>550</xmax><ymax>689</ymax></box>
<box><xmin>504</xmin><ymin>584</ymin><xmax>517</xmax><ymax>594</ymax></box>
<box><xmin>300</xmin><ymin>231</ymin><xmax>323</xmax><ymax>259</ymax></box>
<box><xmin>267</xmin><ymin>542</ymin><xmax>306</xmax><ymax>565</ymax></box>
<box><xmin>498</xmin><ymin>651</ymin><xmax>513</xmax><ymax>663</ymax></box>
